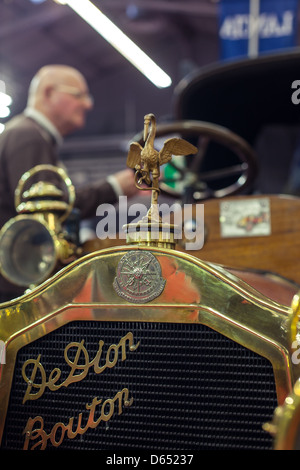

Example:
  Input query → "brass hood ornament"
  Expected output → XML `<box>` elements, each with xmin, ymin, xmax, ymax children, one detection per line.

<box><xmin>125</xmin><ymin>113</ymin><xmax>197</xmax><ymax>248</ymax></box>
<box><xmin>0</xmin><ymin>164</ymin><xmax>80</xmax><ymax>289</ymax></box>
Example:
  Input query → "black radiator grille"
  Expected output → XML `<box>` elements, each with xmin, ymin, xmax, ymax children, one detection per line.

<box><xmin>2</xmin><ymin>321</ymin><xmax>277</xmax><ymax>450</ymax></box>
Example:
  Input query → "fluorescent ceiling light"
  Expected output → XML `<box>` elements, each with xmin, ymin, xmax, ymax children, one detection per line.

<box><xmin>0</xmin><ymin>81</ymin><xmax>12</xmax><ymax>121</ymax></box>
<box><xmin>0</xmin><ymin>80</ymin><xmax>12</xmax><ymax>107</ymax></box>
<box><xmin>0</xmin><ymin>106</ymin><xmax>10</xmax><ymax>118</ymax></box>
<box><xmin>54</xmin><ymin>0</ymin><xmax>172</xmax><ymax>88</ymax></box>
<box><xmin>0</xmin><ymin>92</ymin><xmax>12</xmax><ymax>108</ymax></box>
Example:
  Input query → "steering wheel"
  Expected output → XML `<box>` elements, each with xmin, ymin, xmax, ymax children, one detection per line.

<box><xmin>133</xmin><ymin>120</ymin><xmax>258</xmax><ymax>201</ymax></box>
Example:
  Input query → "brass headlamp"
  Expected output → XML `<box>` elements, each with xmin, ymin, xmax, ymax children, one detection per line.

<box><xmin>0</xmin><ymin>164</ymin><xmax>80</xmax><ymax>288</ymax></box>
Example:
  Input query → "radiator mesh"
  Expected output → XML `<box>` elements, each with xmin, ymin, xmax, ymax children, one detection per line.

<box><xmin>2</xmin><ymin>321</ymin><xmax>277</xmax><ymax>450</ymax></box>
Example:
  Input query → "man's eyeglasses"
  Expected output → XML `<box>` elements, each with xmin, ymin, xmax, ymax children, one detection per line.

<box><xmin>54</xmin><ymin>85</ymin><xmax>94</xmax><ymax>104</ymax></box>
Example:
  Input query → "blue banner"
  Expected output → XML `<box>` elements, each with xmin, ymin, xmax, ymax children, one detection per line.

<box><xmin>219</xmin><ymin>0</ymin><xmax>298</xmax><ymax>60</ymax></box>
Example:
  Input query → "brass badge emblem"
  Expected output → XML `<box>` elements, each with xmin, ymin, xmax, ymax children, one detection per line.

<box><xmin>113</xmin><ymin>251</ymin><xmax>165</xmax><ymax>303</ymax></box>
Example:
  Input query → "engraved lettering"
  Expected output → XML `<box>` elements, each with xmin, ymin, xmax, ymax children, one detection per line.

<box><xmin>106</xmin><ymin>344</ymin><xmax>118</xmax><ymax>368</ymax></box>
<box><xmin>84</xmin><ymin>396</ymin><xmax>103</xmax><ymax>430</ymax></box>
<box><xmin>22</xmin><ymin>388</ymin><xmax>133</xmax><ymax>450</ymax></box>
<box><xmin>64</xmin><ymin>339</ymin><xmax>90</xmax><ymax>383</ymax></box>
<box><xmin>23</xmin><ymin>416</ymin><xmax>47</xmax><ymax>450</ymax></box>
<box><xmin>50</xmin><ymin>422</ymin><xmax>66</xmax><ymax>448</ymax></box>
<box><xmin>21</xmin><ymin>332</ymin><xmax>140</xmax><ymax>404</ymax></box>
<box><xmin>22</xmin><ymin>355</ymin><xmax>47</xmax><ymax>404</ymax></box>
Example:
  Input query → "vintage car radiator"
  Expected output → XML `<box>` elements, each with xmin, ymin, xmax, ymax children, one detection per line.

<box><xmin>0</xmin><ymin>246</ymin><xmax>299</xmax><ymax>451</ymax></box>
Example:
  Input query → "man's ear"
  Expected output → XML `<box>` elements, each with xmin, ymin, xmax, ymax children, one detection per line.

<box><xmin>44</xmin><ymin>85</ymin><xmax>54</xmax><ymax>100</ymax></box>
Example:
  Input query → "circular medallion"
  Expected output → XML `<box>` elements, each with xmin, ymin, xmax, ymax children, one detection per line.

<box><xmin>113</xmin><ymin>251</ymin><xmax>166</xmax><ymax>303</ymax></box>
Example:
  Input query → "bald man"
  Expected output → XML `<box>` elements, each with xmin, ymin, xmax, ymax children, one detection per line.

<box><xmin>0</xmin><ymin>64</ymin><xmax>137</xmax><ymax>300</ymax></box>
<box><xmin>0</xmin><ymin>64</ymin><xmax>137</xmax><ymax>228</ymax></box>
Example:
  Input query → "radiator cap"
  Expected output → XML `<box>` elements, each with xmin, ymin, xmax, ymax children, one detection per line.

<box><xmin>124</xmin><ymin>112</ymin><xmax>197</xmax><ymax>249</ymax></box>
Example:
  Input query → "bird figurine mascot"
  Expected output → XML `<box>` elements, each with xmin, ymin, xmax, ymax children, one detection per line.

<box><xmin>127</xmin><ymin>113</ymin><xmax>197</xmax><ymax>222</ymax></box>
